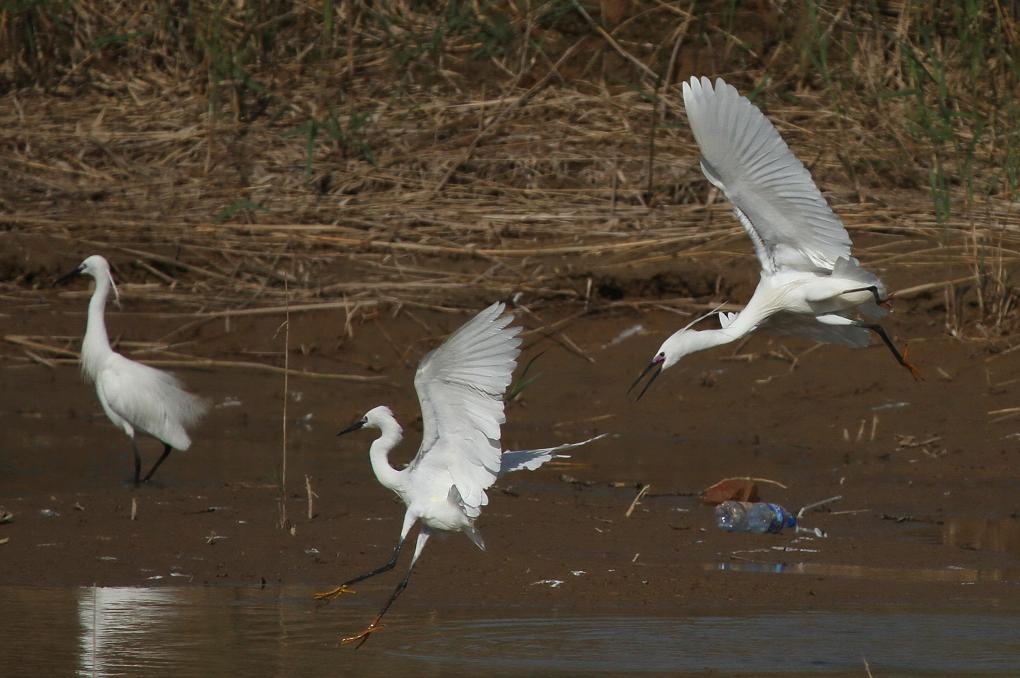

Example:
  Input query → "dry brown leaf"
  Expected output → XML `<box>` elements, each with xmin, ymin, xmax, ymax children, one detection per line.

<box><xmin>700</xmin><ymin>476</ymin><xmax>788</xmax><ymax>505</ymax></box>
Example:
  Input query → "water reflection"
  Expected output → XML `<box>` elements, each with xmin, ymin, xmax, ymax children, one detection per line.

<box><xmin>710</xmin><ymin>560</ymin><xmax>1020</xmax><ymax>583</ymax></box>
<box><xmin>0</xmin><ymin>586</ymin><xmax>1017</xmax><ymax>675</ymax></box>
<box><xmin>79</xmin><ymin>587</ymin><xmax>178</xmax><ymax>676</ymax></box>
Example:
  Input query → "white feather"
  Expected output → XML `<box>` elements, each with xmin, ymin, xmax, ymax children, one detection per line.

<box><xmin>499</xmin><ymin>434</ymin><xmax>607</xmax><ymax>475</ymax></box>
<box><xmin>74</xmin><ymin>255</ymin><xmax>206</xmax><ymax>452</ymax></box>
<box><xmin>683</xmin><ymin>76</ymin><xmax>852</xmax><ymax>273</ymax></box>
<box><xmin>410</xmin><ymin>301</ymin><xmax>521</xmax><ymax>514</ymax></box>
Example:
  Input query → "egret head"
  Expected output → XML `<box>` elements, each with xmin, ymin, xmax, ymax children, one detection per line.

<box><xmin>629</xmin><ymin>305</ymin><xmax>727</xmax><ymax>400</ymax></box>
<box><xmin>338</xmin><ymin>405</ymin><xmax>398</xmax><ymax>436</ymax></box>
<box><xmin>57</xmin><ymin>255</ymin><xmax>120</xmax><ymax>306</ymax></box>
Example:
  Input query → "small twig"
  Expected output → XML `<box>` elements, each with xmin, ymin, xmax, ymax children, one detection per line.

<box><xmin>569</xmin><ymin>0</ymin><xmax>658</xmax><ymax>79</ymax></box>
<box><xmin>305</xmin><ymin>474</ymin><xmax>318</xmax><ymax>521</ymax></box>
<box><xmin>797</xmin><ymin>495</ymin><xmax>842</xmax><ymax>520</ymax></box>
<box><xmin>625</xmin><ymin>484</ymin><xmax>650</xmax><ymax>518</ymax></box>
<box><xmin>431</xmin><ymin>39</ymin><xmax>584</xmax><ymax>195</ymax></box>
<box><xmin>279</xmin><ymin>281</ymin><xmax>290</xmax><ymax>532</ymax></box>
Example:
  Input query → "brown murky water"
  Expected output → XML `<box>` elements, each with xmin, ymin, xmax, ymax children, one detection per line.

<box><xmin>4</xmin><ymin>585</ymin><xmax>1020</xmax><ymax>676</ymax></box>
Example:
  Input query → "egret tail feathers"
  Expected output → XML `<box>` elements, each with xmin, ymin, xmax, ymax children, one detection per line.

<box><xmin>499</xmin><ymin>434</ymin><xmax>607</xmax><ymax>476</ymax></box>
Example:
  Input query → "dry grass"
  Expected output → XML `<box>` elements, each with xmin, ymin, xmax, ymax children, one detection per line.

<box><xmin>1</xmin><ymin>1</ymin><xmax>1018</xmax><ymax>338</ymax></box>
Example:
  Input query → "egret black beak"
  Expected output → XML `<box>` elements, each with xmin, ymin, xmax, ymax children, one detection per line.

<box><xmin>55</xmin><ymin>266</ymin><xmax>83</xmax><ymax>286</ymax></box>
<box><xmin>629</xmin><ymin>356</ymin><xmax>665</xmax><ymax>401</ymax></box>
<box><xmin>338</xmin><ymin>418</ymin><xmax>367</xmax><ymax>436</ymax></box>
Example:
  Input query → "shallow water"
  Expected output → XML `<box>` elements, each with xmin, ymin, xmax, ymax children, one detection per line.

<box><xmin>709</xmin><ymin>559</ymin><xmax>1020</xmax><ymax>583</ymax></box>
<box><xmin>3</xmin><ymin>585</ymin><xmax>1019</xmax><ymax>676</ymax></box>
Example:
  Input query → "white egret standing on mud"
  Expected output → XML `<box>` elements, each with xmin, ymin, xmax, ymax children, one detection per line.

<box><xmin>632</xmin><ymin>76</ymin><xmax>921</xmax><ymax>399</ymax></box>
<box><xmin>57</xmin><ymin>255</ymin><xmax>207</xmax><ymax>485</ymax></box>
<box><xmin>315</xmin><ymin>301</ymin><xmax>604</xmax><ymax>647</ymax></box>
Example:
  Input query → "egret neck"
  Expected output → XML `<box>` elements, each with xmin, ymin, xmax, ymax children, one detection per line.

<box><xmin>82</xmin><ymin>273</ymin><xmax>114</xmax><ymax>381</ymax></box>
<box><xmin>663</xmin><ymin>295</ymin><xmax>769</xmax><ymax>367</ymax></box>
<box><xmin>368</xmin><ymin>413</ymin><xmax>405</xmax><ymax>492</ymax></box>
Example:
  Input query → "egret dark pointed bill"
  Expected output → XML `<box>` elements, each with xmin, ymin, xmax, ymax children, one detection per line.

<box><xmin>55</xmin><ymin>265</ymin><xmax>83</xmax><ymax>286</ymax></box>
<box><xmin>629</xmin><ymin>355</ymin><xmax>664</xmax><ymax>400</ymax></box>
<box><xmin>337</xmin><ymin>418</ymin><xmax>367</xmax><ymax>436</ymax></box>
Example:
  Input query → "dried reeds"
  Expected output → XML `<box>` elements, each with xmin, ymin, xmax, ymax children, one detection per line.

<box><xmin>1</xmin><ymin>1</ymin><xmax>1018</xmax><ymax>340</ymax></box>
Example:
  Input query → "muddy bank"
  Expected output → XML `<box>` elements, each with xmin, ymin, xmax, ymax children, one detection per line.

<box><xmin>2</xmin><ymin>282</ymin><xmax>1019</xmax><ymax>622</ymax></box>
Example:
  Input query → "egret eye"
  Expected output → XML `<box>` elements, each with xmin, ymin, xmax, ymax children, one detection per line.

<box><xmin>657</xmin><ymin>352</ymin><xmax>665</xmax><ymax>359</ymax></box>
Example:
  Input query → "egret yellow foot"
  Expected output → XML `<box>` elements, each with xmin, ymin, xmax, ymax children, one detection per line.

<box><xmin>341</xmin><ymin>623</ymin><xmax>383</xmax><ymax>648</ymax></box>
<box><xmin>313</xmin><ymin>584</ymin><xmax>355</xmax><ymax>601</ymax></box>
<box><xmin>902</xmin><ymin>347</ymin><xmax>923</xmax><ymax>382</ymax></box>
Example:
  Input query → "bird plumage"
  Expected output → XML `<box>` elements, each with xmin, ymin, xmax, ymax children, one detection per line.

<box><xmin>683</xmin><ymin>75</ymin><xmax>852</xmax><ymax>273</ymax></box>
<box><xmin>64</xmin><ymin>254</ymin><xmax>206</xmax><ymax>482</ymax></box>
<box><xmin>410</xmin><ymin>301</ymin><xmax>521</xmax><ymax>517</ymax></box>
<box><xmin>631</xmin><ymin>77</ymin><xmax>919</xmax><ymax>397</ymax></box>
<box><xmin>320</xmin><ymin>302</ymin><xmax>605</xmax><ymax>646</ymax></box>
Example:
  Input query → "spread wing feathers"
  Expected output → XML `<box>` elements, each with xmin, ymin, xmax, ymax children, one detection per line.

<box><xmin>412</xmin><ymin>302</ymin><xmax>522</xmax><ymax>514</ymax></box>
<box><xmin>499</xmin><ymin>434</ymin><xmax>608</xmax><ymax>476</ymax></box>
<box><xmin>683</xmin><ymin>76</ymin><xmax>852</xmax><ymax>274</ymax></box>
<box><xmin>97</xmin><ymin>354</ymin><xmax>207</xmax><ymax>449</ymax></box>
<box><xmin>762</xmin><ymin>312</ymin><xmax>871</xmax><ymax>348</ymax></box>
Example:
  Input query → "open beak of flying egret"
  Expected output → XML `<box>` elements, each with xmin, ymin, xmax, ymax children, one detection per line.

<box><xmin>55</xmin><ymin>265</ymin><xmax>83</xmax><ymax>286</ymax></box>
<box><xmin>629</xmin><ymin>354</ymin><xmax>665</xmax><ymax>401</ymax></box>
<box><xmin>337</xmin><ymin>418</ymin><xmax>367</xmax><ymax>436</ymax></box>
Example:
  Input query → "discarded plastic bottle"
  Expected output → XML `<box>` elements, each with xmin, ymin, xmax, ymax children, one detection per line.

<box><xmin>714</xmin><ymin>501</ymin><xmax>797</xmax><ymax>534</ymax></box>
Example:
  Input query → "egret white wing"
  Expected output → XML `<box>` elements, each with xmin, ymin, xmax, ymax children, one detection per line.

<box><xmin>411</xmin><ymin>302</ymin><xmax>521</xmax><ymax>516</ymax></box>
<box><xmin>97</xmin><ymin>354</ymin><xmax>207</xmax><ymax>449</ymax></box>
<box><xmin>499</xmin><ymin>434</ymin><xmax>607</xmax><ymax>476</ymax></box>
<box><xmin>762</xmin><ymin>311</ymin><xmax>870</xmax><ymax>348</ymax></box>
<box><xmin>683</xmin><ymin>76</ymin><xmax>852</xmax><ymax>273</ymax></box>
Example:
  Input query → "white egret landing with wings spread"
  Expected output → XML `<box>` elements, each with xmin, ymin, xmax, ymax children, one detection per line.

<box><xmin>632</xmin><ymin>77</ymin><xmax>921</xmax><ymax>398</ymax></box>
<box><xmin>57</xmin><ymin>255</ymin><xmax>207</xmax><ymax>484</ymax></box>
<box><xmin>316</xmin><ymin>302</ymin><xmax>603</xmax><ymax>647</ymax></box>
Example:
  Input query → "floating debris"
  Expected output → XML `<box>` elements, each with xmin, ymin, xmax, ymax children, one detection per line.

<box><xmin>205</xmin><ymin>532</ymin><xmax>227</xmax><ymax>545</ymax></box>
<box><xmin>871</xmin><ymin>401</ymin><xmax>911</xmax><ymax>411</ymax></box>
<box><xmin>530</xmin><ymin>579</ymin><xmax>564</xmax><ymax>588</ymax></box>
<box><xmin>39</xmin><ymin>509</ymin><xmax>60</xmax><ymax>519</ymax></box>
<box><xmin>216</xmin><ymin>396</ymin><xmax>242</xmax><ymax>408</ymax></box>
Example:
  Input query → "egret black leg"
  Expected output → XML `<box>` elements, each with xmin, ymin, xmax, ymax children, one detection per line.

<box><xmin>131</xmin><ymin>441</ymin><xmax>142</xmax><ymax>487</ymax></box>
<box><xmin>142</xmin><ymin>444</ymin><xmax>173</xmax><ymax>483</ymax></box>
<box><xmin>314</xmin><ymin>539</ymin><xmax>404</xmax><ymax>602</ymax></box>
<box><xmin>862</xmin><ymin>323</ymin><xmax>922</xmax><ymax>380</ymax></box>
<box><xmin>343</xmin><ymin>560</ymin><xmax>418</xmax><ymax>649</ymax></box>
<box><xmin>842</xmin><ymin>285</ymin><xmax>890</xmax><ymax>306</ymax></box>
